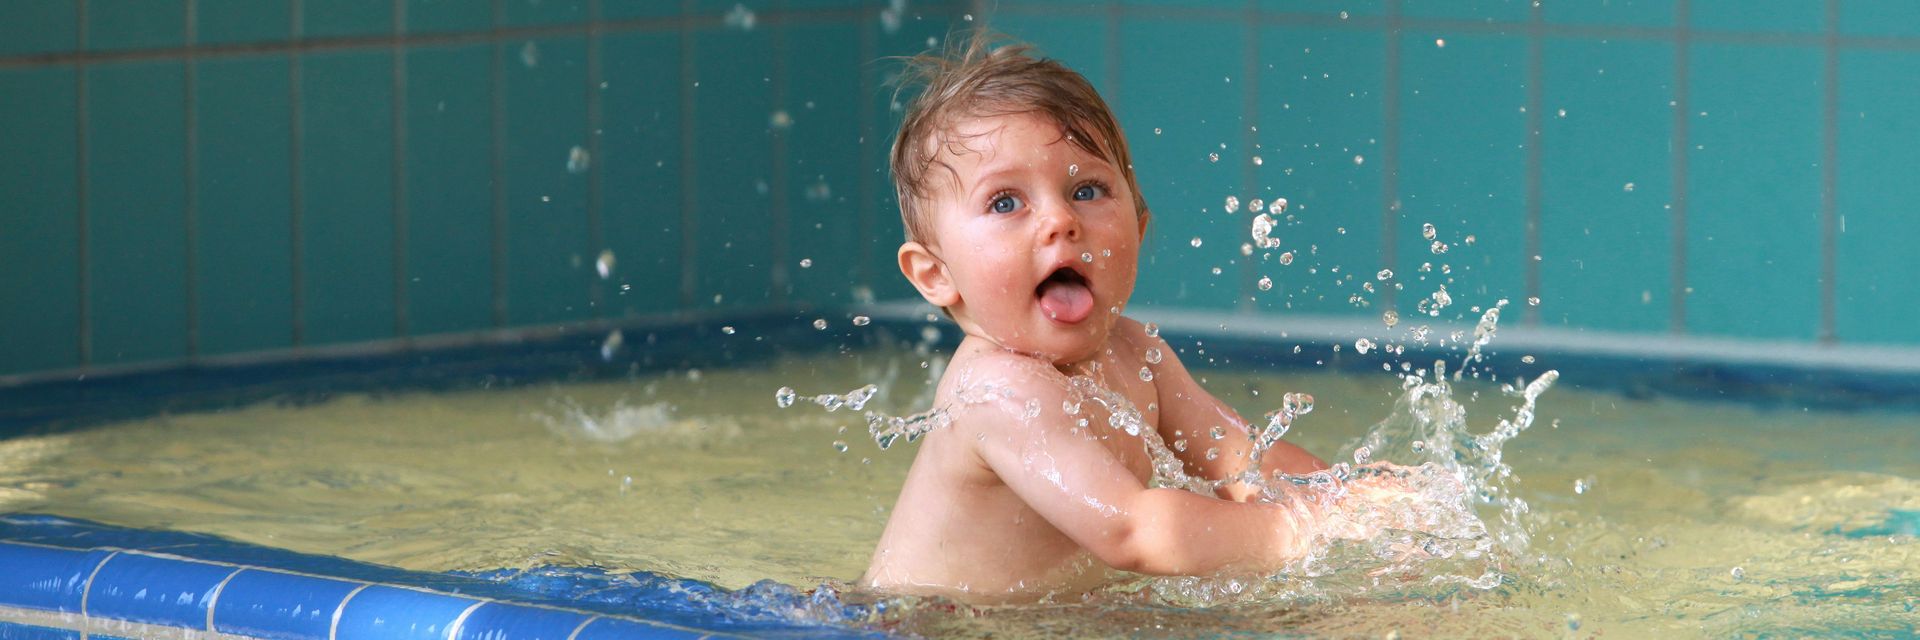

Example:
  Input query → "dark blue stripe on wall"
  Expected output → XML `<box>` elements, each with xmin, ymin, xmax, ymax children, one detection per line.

<box><xmin>0</xmin><ymin>543</ymin><xmax>112</xmax><ymax>614</ymax></box>
<box><xmin>211</xmin><ymin>570</ymin><xmax>359</xmax><ymax>640</ymax></box>
<box><xmin>85</xmin><ymin>553</ymin><xmax>232</xmax><ymax>629</ymax></box>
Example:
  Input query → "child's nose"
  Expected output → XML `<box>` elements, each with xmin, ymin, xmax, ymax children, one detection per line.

<box><xmin>1036</xmin><ymin>199</ymin><xmax>1081</xmax><ymax>244</ymax></box>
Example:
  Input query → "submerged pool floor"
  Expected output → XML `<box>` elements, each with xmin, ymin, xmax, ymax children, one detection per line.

<box><xmin>1</xmin><ymin>346</ymin><xmax>1915</xmax><ymax>637</ymax></box>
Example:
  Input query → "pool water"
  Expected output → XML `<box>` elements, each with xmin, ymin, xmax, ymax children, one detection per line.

<box><xmin>1</xmin><ymin>345</ymin><xmax>1914</xmax><ymax>637</ymax></box>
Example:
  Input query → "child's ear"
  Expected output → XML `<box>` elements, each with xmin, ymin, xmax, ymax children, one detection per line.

<box><xmin>1137</xmin><ymin>209</ymin><xmax>1152</xmax><ymax>237</ymax></box>
<box><xmin>898</xmin><ymin>241</ymin><xmax>959</xmax><ymax>307</ymax></box>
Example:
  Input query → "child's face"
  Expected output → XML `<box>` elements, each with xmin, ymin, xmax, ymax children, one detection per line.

<box><xmin>904</xmin><ymin>112</ymin><xmax>1146</xmax><ymax>364</ymax></box>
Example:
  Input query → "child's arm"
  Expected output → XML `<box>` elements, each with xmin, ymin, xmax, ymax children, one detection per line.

<box><xmin>956</xmin><ymin>354</ymin><xmax>1323</xmax><ymax>576</ymax></box>
<box><xmin>1128</xmin><ymin>319</ymin><xmax>1327</xmax><ymax>501</ymax></box>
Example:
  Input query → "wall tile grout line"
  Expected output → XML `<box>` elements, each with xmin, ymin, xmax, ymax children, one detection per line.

<box><xmin>392</xmin><ymin>0</ymin><xmax>411</xmax><ymax>341</ymax></box>
<box><xmin>679</xmin><ymin>0</ymin><xmax>699</xmax><ymax>309</ymax></box>
<box><xmin>855</xmin><ymin>7</ymin><xmax>877</xmax><ymax>301</ymax></box>
<box><xmin>984</xmin><ymin>4</ymin><xmax>1920</xmax><ymax>51</ymax></box>
<box><xmin>1819</xmin><ymin>0</ymin><xmax>1840</xmax><ymax>344</ymax></box>
<box><xmin>490</xmin><ymin>0</ymin><xmax>509</xmax><ymax>328</ymax></box>
<box><xmin>1522</xmin><ymin>2</ymin><xmax>1544</xmax><ymax>327</ymax></box>
<box><xmin>185</xmin><ymin>0</ymin><xmax>201</xmax><ymax>358</ymax></box>
<box><xmin>1669</xmin><ymin>0</ymin><xmax>1691</xmax><ymax>335</ymax></box>
<box><xmin>1103</xmin><ymin>0</ymin><xmax>1119</xmax><ymax>113</ymax></box>
<box><xmin>1238</xmin><ymin>0</ymin><xmax>1259</xmax><ymax>313</ymax></box>
<box><xmin>1378</xmin><ymin>0</ymin><xmax>1402</xmax><ymax>313</ymax></box>
<box><xmin>74</xmin><ymin>0</ymin><xmax>91</xmax><ymax>367</ymax></box>
<box><xmin>586</xmin><ymin>0</ymin><xmax>606</xmax><ymax>318</ymax></box>
<box><xmin>769</xmin><ymin>0</ymin><xmax>791</xmax><ymax>306</ymax></box>
<box><xmin>0</xmin><ymin>9</ymin><xmax>890</xmax><ymax>71</ymax></box>
<box><xmin>290</xmin><ymin>0</ymin><xmax>307</xmax><ymax>347</ymax></box>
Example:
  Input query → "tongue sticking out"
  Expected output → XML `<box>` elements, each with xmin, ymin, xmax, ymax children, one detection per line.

<box><xmin>1038</xmin><ymin>278</ymin><xmax>1094</xmax><ymax>324</ymax></box>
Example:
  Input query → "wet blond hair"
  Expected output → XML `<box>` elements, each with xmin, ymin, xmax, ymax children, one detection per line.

<box><xmin>888</xmin><ymin>31</ymin><xmax>1148</xmax><ymax>244</ymax></box>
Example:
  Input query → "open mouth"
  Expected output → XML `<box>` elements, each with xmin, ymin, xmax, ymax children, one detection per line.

<box><xmin>1035</xmin><ymin>266</ymin><xmax>1095</xmax><ymax>324</ymax></box>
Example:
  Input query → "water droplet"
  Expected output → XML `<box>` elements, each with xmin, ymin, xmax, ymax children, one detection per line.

<box><xmin>852</xmin><ymin>315</ymin><xmax>871</xmax><ymax>327</ymax></box>
<box><xmin>599</xmin><ymin>329</ymin><xmax>623</xmax><ymax>361</ymax></box>
<box><xmin>1352</xmin><ymin>154</ymin><xmax>1365</xmax><ymax>165</ymax></box>
<box><xmin>1249</xmin><ymin>198</ymin><xmax>1265</xmax><ymax>213</ymax></box>
<box><xmin>1430</xmin><ymin>240</ymin><xmax>1449</xmax><ymax>254</ymax></box>
<box><xmin>1249</xmin><ymin>213</ymin><xmax>1281</xmax><ymax>250</ymax></box>
<box><xmin>1623</xmin><ymin>182</ymin><xmax>1636</xmax><ymax>192</ymax></box>
<box><xmin>775</xmin><ymin>387</ymin><xmax>797</xmax><ymax>408</ymax></box>
<box><xmin>1422</xmin><ymin>222</ymin><xmax>1438</xmax><ymax>240</ymax></box>
<box><xmin>1270</xmin><ymin>198</ymin><xmax>1288</xmax><ymax>214</ymax></box>
<box><xmin>568</xmin><ymin>145</ymin><xmax>591</xmax><ymax>174</ymax></box>
<box><xmin>1224</xmin><ymin>196</ymin><xmax>1241</xmax><ymax>213</ymax></box>
<box><xmin>1210</xmin><ymin>267</ymin><xmax>1222</xmax><ymax>275</ymax></box>
<box><xmin>1377</xmin><ymin>268</ymin><xmax>1393</xmax><ymax>281</ymax></box>
<box><xmin>724</xmin><ymin>2</ymin><xmax>757</xmax><ymax>30</ymax></box>
<box><xmin>1435</xmin><ymin>38</ymin><xmax>1447</xmax><ymax>48</ymax></box>
<box><xmin>1144</xmin><ymin>347</ymin><xmax>1163</xmax><ymax>364</ymax></box>
<box><xmin>1383</xmin><ymin>309</ymin><xmax>1400</xmax><ymax>328</ymax></box>
<box><xmin>1080</xmin><ymin>252</ymin><xmax>1094</xmax><ymax>263</ymax></box>
<box><xmin>769</xmin><ymin>110</ymin><xmax>792</xmax><ymax>129</ymax></box>
<box><xmin>1257</xmin><ymin>276</ymin><xmax>1273</xmax><ymax>291</ymax></box>
<box><xmin>798</xmin><ymin>258</ymin><xmax>812</xmax><ymax>268</ymax></box>
<box><xmin>1208</xmin><ymin>152</ymin><xmax>1220</xmax><ymax>163</ymax></box>
<box><xmin>1252</xmin><ymin>156</ymin><xmax>1263</xmax><ymax>165</ymax></box>
<box><xmin>1730</xmin><ymin>566</ymin><xmax>1745</xmax><ymax>581</ymax></box>
<box><xmin>1068</xmin><ymin>163</ymin><xmax>1079</xmax><ymax>176</ymax></box>
<box><xmin>1144</xmin><ymin>322</ymin><xmax>1160</xmax><ymax>338</ymax></box>
<box><xmin>812</xmin><ymin>319</ymin><xmax>828</xmax><ymax>330</ymax></box>
<box><xmin>519</xmin><ymin>41</ymin><xmax>540</xmax><ymax>67</ymax></box>
<box><xmin>1353</xmin><ymin>445</ymin><xmax>1372</xmax><ymax>463</ymax></box>
<box><xmin>1354</xmin><ymin>338</ymin><xmax>1373</xmax><ymax>354</ymax></box>
<box><xmin>1573</xmin><ymin>478</ymin><xmax>1590</xmax><ymax>494</ymax></box>
<box><xmin>832</xmin><ymin>440</ymin><xmax>849</xmax><ymax>453</ymax></box>
<box><xmin>1138</xmin><ymin>366</ymin><xmax>1154</xmax><ymax>382</ymax></box>
<box><xmin>1190</xmin><ymin>237</ymin><xmax>1204</xmax><ymax>248</ymax></box>
<box><xmin>1339</xmin><ymin>10</ymin><xmax>1350</xmax><ymax>19</ymax></box>
<box><xmin>1521</xmin><ymin>354</ymin><xmax>1536</xmax><ymax>364</ymax></box>
<box><xmin>595</xmin><ymin>249</ymin><xmax>616</xmax><ymax>279</ymax></box>
<box><xmin>1527</xmin><ymin>296</ymin><xmax>1541</xmax><ymax>306</ymax></box>
<box><xmin>1464</xmin><ymin>234</ymin><xmax>1476</xmax><ymax>245</ymax></box>
<box><xmin>1153</xmin><ymin>127</ymin><xmax>1163</xmax><ymax>135</ymax></box>
<box><xmin>1278</xmin><ymin>251</ymin><xmax>1295</xmax><ymax>266</ymax></box>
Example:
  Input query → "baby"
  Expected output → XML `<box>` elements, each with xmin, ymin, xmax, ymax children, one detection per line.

<box><xmin>861</xmin><ymin>36</ymin><xmax>1410</xmax><ymax>603</ymax></box>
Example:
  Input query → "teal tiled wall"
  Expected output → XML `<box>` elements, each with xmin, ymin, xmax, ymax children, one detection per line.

<box><xmin>5</xmin><ymin>0</ymin><xmax>1920</xmax><ymax>379</ymax></box>
<box><xmin>987</xmin><ymin>0</ymin><xmax>1918</xmax><ymax>348</ymax></box>
<box><xmin>0</xmin><ymin>1</ymin><xmax>957</xmax><ymax>377</ymax></box>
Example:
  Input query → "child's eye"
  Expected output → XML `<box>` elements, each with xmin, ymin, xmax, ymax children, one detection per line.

<box><xmin>1072</xmin><ymin>182</ymin><xmax>1108</xmax><ymax>201</ymax></box>
<box><xmin>989</xmin><ymin>193</ymin><xmax>1022</xmax><ymax>214</ymax></box>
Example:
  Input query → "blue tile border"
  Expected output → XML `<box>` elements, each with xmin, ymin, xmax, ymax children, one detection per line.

<box><xmin>0</xmin><ymin>516</ymin><xmax>874</xmax><ymax>640</ymax></box>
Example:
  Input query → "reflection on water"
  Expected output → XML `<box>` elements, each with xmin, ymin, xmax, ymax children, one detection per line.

<box><xmin>0</xmin><ymin>346</ymin><xmax>1915</xmax><ymax>637</ymax></box>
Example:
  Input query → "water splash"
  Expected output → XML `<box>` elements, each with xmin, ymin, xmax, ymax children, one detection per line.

<box><xmin>776</xmin><ymin>303</ymin><xmax>1552</xmax><ymax>607</ymax></box>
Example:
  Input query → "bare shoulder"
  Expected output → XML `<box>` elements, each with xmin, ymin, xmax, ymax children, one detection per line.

<box><xmin>939</xmin><ymin>341</ymin><xmax>1077</xmax><ymax>428</ymax></box>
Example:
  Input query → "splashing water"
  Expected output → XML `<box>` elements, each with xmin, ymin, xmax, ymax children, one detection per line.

<box><xmin>1251</xmin><ymin>213</ymin><xmax>1280</xmax><ymax>250</ymax></box>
